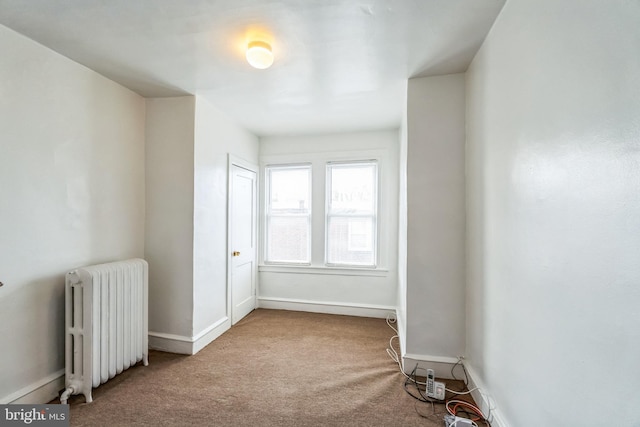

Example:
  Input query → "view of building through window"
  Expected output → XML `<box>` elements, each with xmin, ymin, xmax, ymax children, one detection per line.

<box><xmin>265</xmin><ymin>165</ymin><xmax>311</xmax><ymax>263</ymax></box>
<box><xmin>265</xmin><ymin>161</ymin><xmax>378</xmax><ymax>267</ymax></box>
<box><xmin>326</xmin><ymin>162</ymin><xmax>377</xmax><ymax>267</ymax></box>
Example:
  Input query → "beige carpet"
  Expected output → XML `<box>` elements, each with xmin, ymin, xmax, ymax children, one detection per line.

<box><xmin>59</xmin><ymin>309</ymin><xmax>486</xmax><ymax>426</ymax></box>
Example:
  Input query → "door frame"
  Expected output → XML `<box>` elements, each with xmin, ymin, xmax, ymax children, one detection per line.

<box><xmin>226</xmin><ymin>154</ymin><xmax>259</xmax><ymax>323</ymax></box>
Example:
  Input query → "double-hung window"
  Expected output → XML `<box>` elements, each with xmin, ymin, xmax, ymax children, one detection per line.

<box><xmin>326</xmin><ymin>161</ymin><xmax>378</xmax><ymax>267</ymax></box>
<box><xmin>265</xmin><ymin>164</ymin><xmax>311</xmax><ymax>264</ymax></box>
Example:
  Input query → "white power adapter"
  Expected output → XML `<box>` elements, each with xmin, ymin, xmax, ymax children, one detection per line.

<box><xmin>444</xmin><ymin>414</ymin><xmax>475</xmax><ymax>427</ymax></box>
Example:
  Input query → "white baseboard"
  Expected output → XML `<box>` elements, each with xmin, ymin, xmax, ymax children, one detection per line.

<box><xmin>149</xmin><ymin>317</ymin><xmax>230</xmax><ymax>355</ymax></box>
<box><xmin>148</xmin><ymin>332</ymin><xmax>194</xmax><ymax>354</ymax></box>
<box><xmin>464</xmin><ymin>362</ymin><xmax>509</xmax><ymax>427</ymax></box>
<box><xmin>402</xmin><ymin>353</ymin><xmax>460</xmax><ymax>380</ymax></box>
<box><xmin>192</xmin><ymin>317</ymin><xmax>231</xmax><ymax>354</ymax></box>
<box><xmin>257</xmin><ymin>297</ymin><xmax>395</xmax><ymax>319</ymax></box>
<box><xmin>1</xmin><ymin>369</ymin><xmax>65</xmax><ymax>404</ymax></box>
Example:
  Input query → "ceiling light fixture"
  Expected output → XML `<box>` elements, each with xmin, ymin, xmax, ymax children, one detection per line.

<box><xmin>246</xmin><ymin>40</ymin><xmax>274</xmax><ymax>69</ymax></box>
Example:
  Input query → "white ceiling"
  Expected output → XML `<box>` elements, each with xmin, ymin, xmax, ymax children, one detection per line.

<box><xmin>0</xmin><ymin>0</ymin><xmax>505</xmax><ymax>136</ymax></box>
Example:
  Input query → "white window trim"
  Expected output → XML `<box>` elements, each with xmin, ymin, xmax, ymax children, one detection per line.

<box><xmin>258</xmin><ymin>264</ymin><xmax>388</xmax><ymax>277</ymax></box>
<box><xmin>259</xmin><ymin>149</ymin><xmax>390</xmax><ymax>275</ymax></box>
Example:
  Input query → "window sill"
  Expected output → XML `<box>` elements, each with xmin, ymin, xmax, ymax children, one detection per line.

<box><xmin>258</xmin><ymin>264</ymin><xmax>389</xmax><ymax>277</ymax></box>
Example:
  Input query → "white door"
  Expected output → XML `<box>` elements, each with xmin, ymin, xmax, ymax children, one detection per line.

<box><xmin>229</xmin><ymin>163</ymin><xmax>257</xmax><ymax>324</ymax></box>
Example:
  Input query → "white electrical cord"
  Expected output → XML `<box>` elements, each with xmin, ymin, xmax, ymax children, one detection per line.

<box><xmin>445</xmin><ymin>387</ymin><xmax>479</xmax><ymax>395</ymax></box>
<box><xmin>385</xmin><ymin>313</ymin><xmax>428</xmax><ymax>384</ymax></box>
<box><xmin>386</xmin><ymin>313</ymin><xmax>398</xmax><ymax>334</ymax></box>
<box><xmin>385</xmin><ymin>311</ymin><xmax>494</xmax><ymax>425</ymax></box>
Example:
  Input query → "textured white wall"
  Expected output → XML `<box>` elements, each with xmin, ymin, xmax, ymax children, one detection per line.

<box><xmin>466</xmin><ymin>1</ymin><xmax>640</xmax><ymax>425</ymax></box>
<box><xmin>406</xmin><ymin>74</ymin><xmax>466</xmax><ymax>359</ymax></box>
<box><xmin>145</xmin><ymin>97</ymin><xmax>196</xmax><ymax>338</ymax></box>
<box><xmin>193</xmin><ymin>96</ymin><xmax>259</xmax><ymax>335</ymax></box>
<box><xmin>0</xmin><ymin>24</ymin><xmax>145</xmax><ymax>402</ymax></box>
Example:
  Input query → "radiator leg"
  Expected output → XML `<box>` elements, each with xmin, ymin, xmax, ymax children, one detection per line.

<box><xmin>60</xmin><ymin>387</ymin><xmax>74</xmax><ymax>405</ymax></box>
<box><xmin>143</xmin><ymin>352</ymin><xmax>149</xmax><ymax>366</ymax></box>
<box><xmin>83</xmin><ymin>391</ymin><xmax>93</xmax><ymax>404</ymax></box>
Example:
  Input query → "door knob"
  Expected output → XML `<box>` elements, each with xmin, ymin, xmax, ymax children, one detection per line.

<box><xmin>232</xmin><ymin>251</ymin><xmax>241</xmax><ymax>257</ymax></box>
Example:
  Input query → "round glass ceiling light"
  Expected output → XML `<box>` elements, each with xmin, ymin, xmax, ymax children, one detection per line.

<box><xmin>246</xmin><ymin>40</ymin><xmax>274</xmax><ymax>69</ymax></box>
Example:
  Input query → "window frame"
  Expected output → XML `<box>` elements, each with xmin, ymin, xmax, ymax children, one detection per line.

<box><xmin>264</xmin><ymin>163</ymin><xmax>312</xmax><ymax>265</ymax></box>
<box><xmin>325</xmin><ymin>160</ymin><xmax>379</xmax><ymax>268</ymax></box>
<box><xmin>259</xmin><ymin>148</ymin><xmax>391</xmax><ymax>276</ymax></box>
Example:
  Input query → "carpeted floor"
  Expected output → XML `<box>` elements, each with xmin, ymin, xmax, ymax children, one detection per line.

<box><xmin>58</xmin><ymin>309</ymin><xmax>486</xmax><ymax>426</ymax></box>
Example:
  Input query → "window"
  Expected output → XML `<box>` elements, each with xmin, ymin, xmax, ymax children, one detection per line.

<box><xmin>265</xmin><ymin>165</ymin><xmax>311</xmax><ymax>264</ymax></box>
<box><xmin>326</xmin><ymin>162</ymin><xmax>378</xmax><ymax>267</ymax></box>
<box><xmin>262</xmin><ymin>153</ymin><xmax>386</xmax><ymax>272</ymax></box>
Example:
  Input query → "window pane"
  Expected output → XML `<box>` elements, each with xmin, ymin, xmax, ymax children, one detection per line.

<box><xmin>267</xmin><ymin>216</ymin><xmax>310</xmax><ymax>263</ymax></box>
<box><xmin>270</xmin><ymin>168</ymin><xmax>310</xmax><ymax>213</ymax></box>
<box><xmin>329</xmin><ymin>164</ymin><xmax>376</xmax><ymax>214</ymax></box>
<box><xmin>266</xmin><ymin>165</ymin><xmax>311</xmax><ymax>264</ymax></box>
<box><xmin>327</xmin><ymin>217</ymin><xmax>375</xmax><ymax>266</ymax></box>
<box><xmin>326</xmin><ymin>162</ymin><xmax>377</xmax><ymax>267</ymax></box>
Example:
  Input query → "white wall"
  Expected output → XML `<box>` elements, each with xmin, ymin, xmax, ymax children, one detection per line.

<box><xmin>0</xmin><ymin>24</ymin><xmax>145</xmax><ymax>403</ymax></box>
<box><xmin>258</xmin><ymin>131</ymin><xmax>399</xmax><ymax>317</ymax></box>
<box><xmin>405</xmin><ymin>74</ymin><xmax>466</xmax><ymax>369</ymax></box>
<box><xmin>145</xmin><ymin>95</ymin><xmax>259</xmax><ymax>354</ymax></box>
<box><xmin>192</xmin><ymin>96</ymin><xmax>259</xmax><ymax>344</ymax></box>
<box><xmin>145</xmin><ymin>97</ymin><xmax>196</xmax><ymax>339</ymax></box>
<box><xmin>465</xmin><ymin>1</ymin><xmax>640</xmax><ymax>425</ymax></box>
<box><xmin>397</xmin><ymin>84</ymin><xmax>408</xmax><ymax>356</ymax></box>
